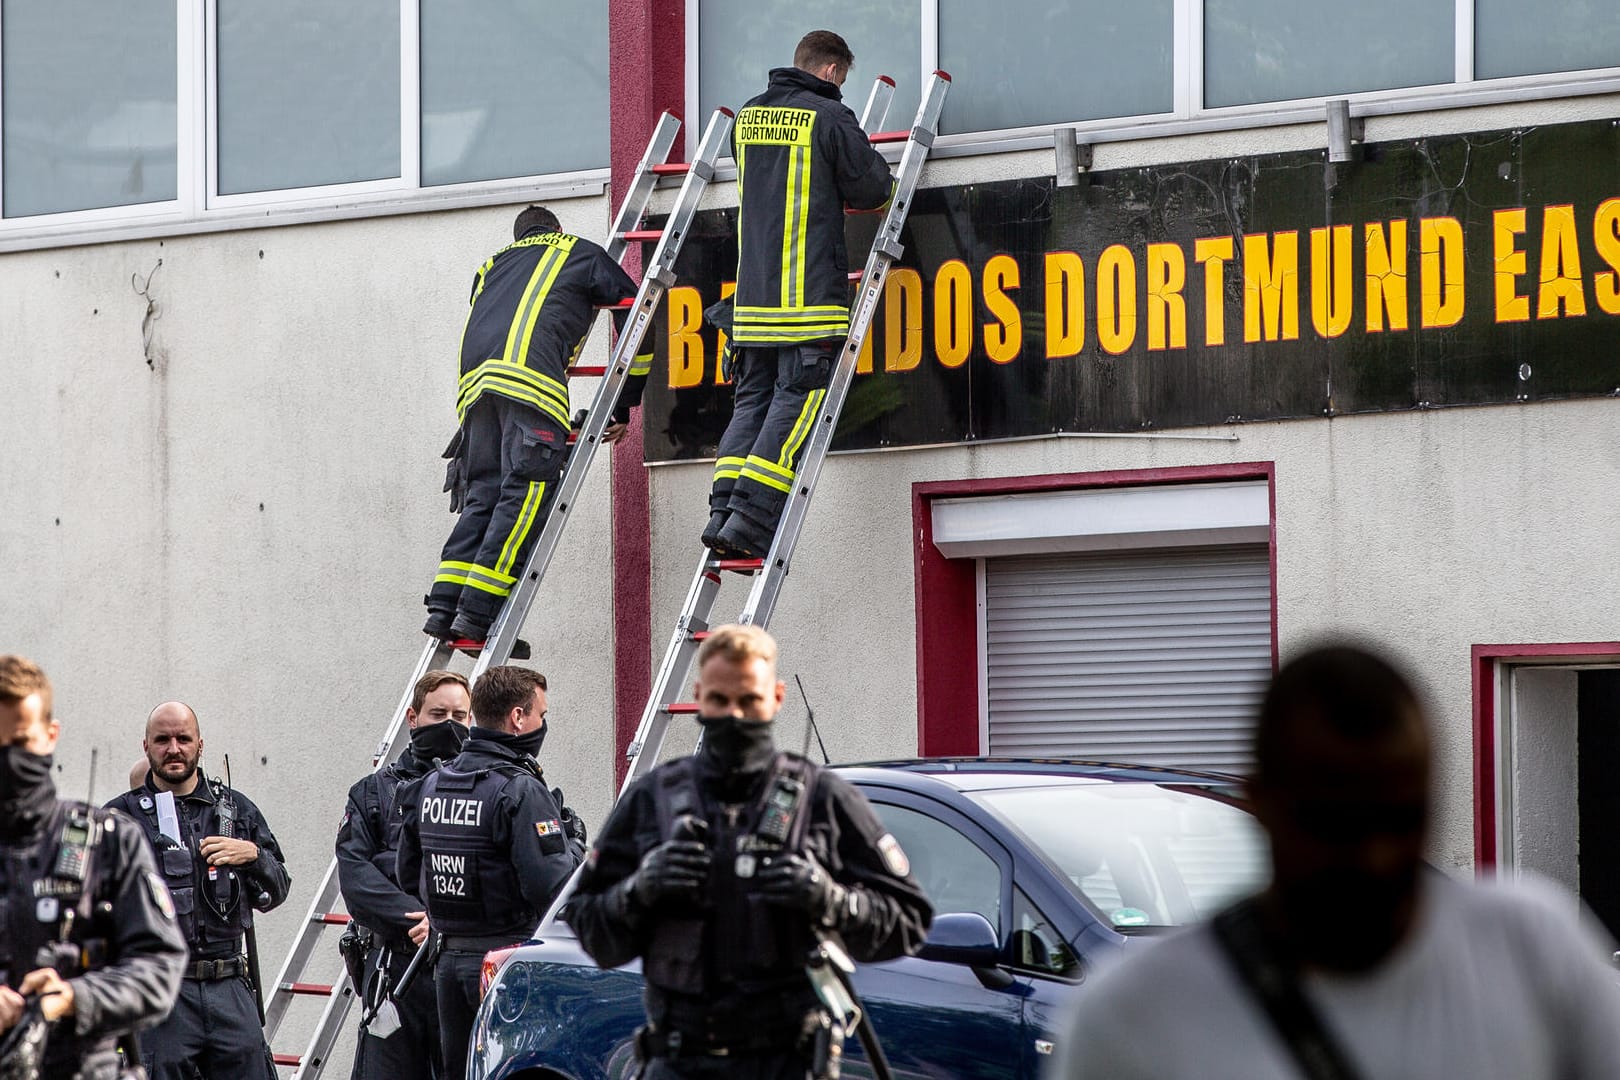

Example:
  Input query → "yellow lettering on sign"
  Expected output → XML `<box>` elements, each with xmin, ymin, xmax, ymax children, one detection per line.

<box><xmin>666</xmin><ymin>287</ymin><xmax>704</xmax><ymax>388</ymax></box>
<box><xmin>1493</xmin><ymin>208</ymin><xmax>1529</xmax><ymax>323</ymax></box>
<box><xmin>733</xmin><ymin>107</ymin><xmax>816</xmax><ymax>147</ymax></box>
<box><xmin>1044</xmin><ymin>252</ymin><xmax>1085</xmax><ymax>358</ymax></box>
<box><xmin>1364</xmin><ymin>221</ymin><xmax>1409</xmax><ymax>333</ymax></box>
<box><xmin>934</xmin><ymin>260</ymin><xmax>972</xmax><ymax>369</ymax></box>
<box><xmin>1097</xmin><ymin>245</ymin><xmax>1137</xmax><ymax>355</ymax></box>
<box><xmin>1309</xmin><ymin>226</ymin><xmax>1353</xmax><ymax>339</ymax></box>
<box><xmin>1243</xmin><ymin>232</ymin><xmax>1300</xmax><ymax>343</ymax></box>
<box><xmin>1146</xmin><ymin>243</ymin><xmax>1186</xmax><ymax>351</ymax></box>
<box><xmin>1419</xmin><ymin>217</ymin><xmax>1465</xmax><ymax>328</ymax></box>
<box><xmin>714</xmin><ymin>281</ymin><xmax>736</xmax><ymax>384</ymax></box>
<box><xmin>1593</xmin><ymin>199</ymin><xmax>1620</xmax><ymax>317</ymax></box>
<box><xmin>1194</xmin><ymin>237</ymin><xmax>1234</xmax><ymax>346</ymax></box>
<box><xmin>1536</xmin><ymin>204</ymin><xmax>1586</xmax><ymax>319</ymax></box>
<box><xmin>983</xmin><ymin>255</ymin><xmax>1022</xmax><ymax>364</ymax></box>
<box><xmin>885</xmin><ymin>269</ymin><xmax>924</xmax><ymax>372</ymax></box>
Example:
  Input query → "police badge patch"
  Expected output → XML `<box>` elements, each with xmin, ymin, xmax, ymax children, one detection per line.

<box><xmin>876</xmin><ymin>834</ymin><xmax>910</xmax><ymax>877</ymax></box>
<box><xmin>535</xmin><ymin>820</ymin><xmax>561</xmax><ymax>837</ymax></box>
<box><xmin>146</xmin><ymin>871</ymin><xmax>176</xmax><ymax>921</ymax></box>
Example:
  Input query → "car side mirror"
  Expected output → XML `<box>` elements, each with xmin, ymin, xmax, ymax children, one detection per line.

<box><xmin>918</xmin><ymin>912</ymin><xmax>1001</xmax><ymax>967</ymax></box>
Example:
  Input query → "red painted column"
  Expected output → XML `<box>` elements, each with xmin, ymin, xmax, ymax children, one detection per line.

<box><xmin>609</xmin><ymin>0</ymin><xmax>684</xmax><ymax>789</ymax></box>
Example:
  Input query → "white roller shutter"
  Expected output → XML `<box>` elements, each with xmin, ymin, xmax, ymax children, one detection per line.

<box><xmin>983</xmin><ymin>546</ymin><xmax>1271</xmax><ymax>773</ymax></box>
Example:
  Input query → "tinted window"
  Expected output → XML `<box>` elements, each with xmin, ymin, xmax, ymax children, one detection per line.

<box><xmin>1011</xmin><ymin>887</ymin><xmax>1078</xmax><ymax>978</ymax></box>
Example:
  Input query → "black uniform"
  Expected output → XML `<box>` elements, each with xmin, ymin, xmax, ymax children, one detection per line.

<box><xmin>106</xmin><ymin>771</ymin><xmax>291</xmax><ymax>1080</ymax></box>
<box><xmin>1</xmin><ymin>751</ymin><xmax>186</xmax><ymax>1080</ymax></box>
<box><xmin>396</xmin><ymin>727</ymin><xmax>582</xmax><ymax>1080</ymax></box>
<box><xmin>335</xmin><ymin>722</ymin><xmax>465</xmax><ymax>1080</ymax></box>
<box><xmin>706</xmin><ymin>66</ymin><xmax>893</xmax><ymax>557</ymax></box>
<box><xmin>427</xmin><ymin>227</ymin><xmax>649</xmax><ymax>635</ymax></box>
<box><xmin>567</xmin><ymin>728</ymin><xmax>931</xmax><ymax>1080</ymax></box>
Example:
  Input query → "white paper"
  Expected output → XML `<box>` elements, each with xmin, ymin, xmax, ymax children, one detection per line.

<box><xmin>154</xmin><ymin>790</ymin><xmax>182</xmax><ymax>846</ymax></box>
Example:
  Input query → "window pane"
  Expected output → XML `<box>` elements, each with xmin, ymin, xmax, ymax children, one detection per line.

<box><xmin>1476</xmin><ymin>1</ymin><xmax>1620</xmax><ymax>79</ymax></box>
<box><xmin>1204</xmin><ymin>0</ymin><xmax>1452</xmax><ymax>107</ymax></box>
<box><xmin>871</xmin><ymin>803</ymin><xmax>1002</xmax><ymax>929</ymax></box>
<box><xmin>939</xmin><ymin>0</ymin><xmax>1171</xmax><ymax>133</ymax></box>
<box><xmin>699</xmin><ymin>3</ymin><xmax>921</xmax><ymax>143</ymax></box>
<box><xmin>421</xmin><ymin>1</ymin><xmax>607</xmax><ymax>185</ymax></box>
<box><xmin>216</xmin><ymin>0</ymin><xmax>399</xmax><ymax>195</ymax></box>
<box><xmin>2</xmin><ymin>0</ymin><xmax>176</xmax><ymax>217</ymax></box>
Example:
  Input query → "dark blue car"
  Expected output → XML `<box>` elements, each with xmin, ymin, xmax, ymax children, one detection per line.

<box><xmin>468</xmin><ymin>759</ymin><xmax>1267</xmax><ymax>1080</ymax></box>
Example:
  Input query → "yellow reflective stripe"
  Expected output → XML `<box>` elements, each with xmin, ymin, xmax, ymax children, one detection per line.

<box><xmin>629</xmin><ymin>353</ymin><xmax>653</xmax><ymax>377</ymax></box>
<box><xmin>462</xmin><ymin>577</ymin><xmax>514</xmax><ymax>598</ymax></box>
<box><xmin>502</xmin><ymin>247</ymin><xmax>562</xmax><ymax>364</ymax></box>
<box><xmin>731</xmin><ymin>327</ymin><xmax>848</xmax><ymax>344</ymax></box>
<box><xmin>779</xmin><ymin>144</ymin><xmax>796</xmax><ymax>308</ymax></box>
<box><xmin>434</xmin><ymin>570</ymin><xmax>471</xmax><ymax>586</ymax></box>
<box><xmin>733</xmin><ymin>306</ymin><xmax>849</xmax><ymax>319</ymax></box>
<box><xmin>458</xmin><ymin>360</ymin><xmax>569</xmax><ymax>404</ymax></box>
<box><xmin>740</xmin><ymin>464</ymin><xmax>793</xmax><ymax>495</ymax></box>
<box><xmin>778</xmin><ymin>389</ymin><xmax>825</xmax><ymax>469</ymax></box>
<box><xmin>746</xmin><ymin>454</ymin><xmax>795</xmax><ymax>482</ymax></box>
<box><xmin>713</xmin><ymin>455</ymin><xmax>747</xmax><ymax>483</ymax></box>
<box><xmin>457</xmin><ymin>379</ymin><xmax>572</xmax><ymax>429</ymax></box>
<box><xmin>438</xmin><ymin>560</ymin><xmax>515</xmax><ymax>583</ymax></box>
<box><xmin>794</xmin><ymin>144</ymin><xmax>811</xmax><ymax>305</ymax></box>
<box><xmin>457</xmin><ymin>374</ymin><xmax>568</xmax><ymax>416</ymax></box>
<box><xmin>496</xmin><ymin>481</ymin><xmax>546</xmax><ymax>576</ymax></box>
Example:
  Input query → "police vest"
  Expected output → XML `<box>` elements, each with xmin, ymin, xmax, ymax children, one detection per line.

<box><xmin>0</xmin><ymin>801</ymin><xmax>118</xmax><ymax>987</ymax></box>
<box><xmin>363</xmin><ymin>761</ymin><xmax>421</xmax><ymax>885</ymax></box>
<box><xmin>415</xmin><ymin>762</ymin><xmax>538</xmax><ymax>936</ymax></box>
<box><xmin>121</xmin><ymin>781</ymin><xmax>252</xmax><ymax>949</ymax></box>
<box><xmin>643</xmin><ymin>754</ymin><xmax>820</xmax><ymax>996</ymax></box>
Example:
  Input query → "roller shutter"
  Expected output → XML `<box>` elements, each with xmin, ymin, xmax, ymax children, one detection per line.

<box><xmin>983</xmin><ymin>546</ymin><xmax>1271</xmax><ymax>773</ymax></box>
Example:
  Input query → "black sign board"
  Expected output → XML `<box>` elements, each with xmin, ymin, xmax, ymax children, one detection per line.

<box><xmin>641</xmin><ymin>118</ymin><xmax>1620</xmax><ymax>463</ymax></box>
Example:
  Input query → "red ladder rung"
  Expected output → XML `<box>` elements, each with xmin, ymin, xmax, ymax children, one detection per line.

<box><xmin>273</xmin><ymin>1053</ymin><xmax>301</xmax><ymax>1067</ymax></box>
<box><xmin>690</xmin><ymin>630</ymin><xmax>711</xmax><ymax>641</ymax></box>
<box><xmin>665</xmin><ymin>703</ymin><xmax>700</xmax><ymax>714</ymax></box>
<box><xmin>621</xmin><ymin>229</ymin><xmax>663</xmax><ymax>242</ymax></box>
<box><xmin>314</xmin><ymin>913</ymin><xmax>350</xmax><ymax>925</ymax></box>
<box><xmin>848</xmin><ymin>271</ymin><xmax>863</xmax><ymax>282</ymax></box>
<box><xmin>869</xmin><ymin>130</ymin><xmax>909</xmax><ymax>144</ymax></box>
<box><xmin>597</xmin><ymin>298</ymin><xmax>634</xmax><ymax>310</ymax></box>
<box><xmin>650</xmin><ymin>163</ymin><xmax>690</xmax><ymax>175</ymax></box>
<box><xmin>282</xmin><ymin>982</ymin><xmax>334</xmax><ymax>996</ymax></box>
<box><xmin>715</xmin><ymin>558</ymin><xmax>764</xmax><ymax>573</ymax></box>
<box><xmin>845</xmin><ymin>206</ymin><xmax>885</xmax><ymax>215</ymax></box>
<box><xmin>567</xmin><ymin>365</ymin><xmax>607</xmax><ymax>377</ymax></box>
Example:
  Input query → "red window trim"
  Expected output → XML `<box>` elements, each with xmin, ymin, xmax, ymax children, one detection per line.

<box><xmin>1470</xmin><ymin>642</ymin><xmax>1620</xmax><ymax>870</ymax></box>
<box><xmin>911</xmin><ymin>462</ymin><xmax>1278</xmax><ymax>758</ymax></box>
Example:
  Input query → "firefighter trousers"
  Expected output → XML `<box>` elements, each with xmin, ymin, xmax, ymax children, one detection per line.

<box><xmin>429</xmin><ymin>395</ymin><xmax>564</xmax><ymax>626</ymax></box>
<box><xmin>708</xmin><ymin>342</ymin><xmax>835</xmax><ymax>549</ymax></box>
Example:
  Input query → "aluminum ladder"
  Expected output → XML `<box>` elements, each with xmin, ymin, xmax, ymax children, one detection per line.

<box><xmin>618</xmin><ymin>72</ymin><xmax>951</xmax><ymax>797</ymax></box>
<box><xmin>262</xmin><ymin>108</ymin><xmax>731</xmax><ymax>1078</ymax></box>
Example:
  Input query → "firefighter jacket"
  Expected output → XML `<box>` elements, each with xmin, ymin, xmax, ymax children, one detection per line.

<box><xmin>457</xmin><ymin>228</ymin><xmax>648</xmax><ymax>432</ymax></box>
<box><xmin>731</xmin><ymin>66</ymin><xmax>894</xmax><ymax>347</ymax></box>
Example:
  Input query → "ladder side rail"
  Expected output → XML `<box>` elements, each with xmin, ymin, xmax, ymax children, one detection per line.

<box><xmin>263</xmin><ymin>860</ymin><xmax>345</xmax><ymax>1037</ymax></box>
<box><xmin>617</xmin><ymin>551</ymin><xmax>729</xmax><ymax>796</ymax></box>
<box><xmin>474</xmin><ymin>109</ymin><xmax>736</xmax><ymax>675</ymax></box>
<box><xmin>739</xmin><ymin>73</ymin><xmax>951</xmax><ymax>627</ymax></box>
<box><xmin>604</xmin><ymin>111</ymin><xmax>683</xmax><ymax>263</ymax></box>
<box><xmin>288</xmin><ymin>978</ymin><xmax>360</xmax><ymax>1080</ymax></box>
<box><xmin>858</xmin><ymin>75</ymin><xmax>895</xmax><ymax>134</ymax></box>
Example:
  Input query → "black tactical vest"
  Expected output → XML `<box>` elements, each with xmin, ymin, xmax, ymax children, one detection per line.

<box><xmin>121</xmin><ymin>781</ymin><xmax>251</xmax><ymax>950</ymax></box>
<box><xmin>415</xmin><ymin>763</ymin><xmax>537</xmax><ymax>936</ymax></box>
<box><xmin>643</xmin><ymin>754</ymin><xmax>819</xmax><ymax>996</ymax></box>
<box><xmin>0</xmin><ymin>801</ymin><xmax>118</xmax><ymax>987</ymax></box>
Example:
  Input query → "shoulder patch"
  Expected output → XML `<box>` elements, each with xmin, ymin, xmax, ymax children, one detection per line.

<box><xmin>145</xmin><ymin>871</ymin><xmax>176</xmax><ymax>922</ymax></box>
<box><xmin>535</xmin><ymin>819</ymin><xmax>561</xmax><ymax>837</ymax></box>
<box><xmin>877</xmin><ymin>834</ymin><xmax>910</xmax><ymax>878</ymax></box>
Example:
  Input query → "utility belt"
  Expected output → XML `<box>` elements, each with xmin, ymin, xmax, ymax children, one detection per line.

<box><xmin>634</xmin><ymin>1009</ymin><xmax>828</xmax><ymax>1061</ymax></box>
<box><xmin>184</xmin><ymin>955</ymin><xmax>248</xmax><ymax>981</ymax></box>
<box><xmin>439</xmin><ymin>934</ymin><xmax>523</xmax><ymax>954</ymax></box>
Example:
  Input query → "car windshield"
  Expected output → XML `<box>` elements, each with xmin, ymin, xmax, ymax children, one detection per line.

<box><xmin>972</xmin><ymin>782</ymin><xmax>1269</xmax><ymax>930</ymax></box>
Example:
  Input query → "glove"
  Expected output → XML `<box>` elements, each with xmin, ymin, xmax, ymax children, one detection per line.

<box><xmin>757</xmin><ymin>852</ymin><xmax>851</xmax><ymax>927</ymax></box>
<box><xmin>440</xmin><ymin>428</ymin><xmax>466</xmax><ymax>513</ymax></box>
<box><xmin>628</xmin><ymin>839</ymin><xmax>710</xmax><ymax>910</ymax></box>
<box><xmin>552</xmin><ymin>788</ymin><xmax>588</xmax><ymax>845</ymax></box>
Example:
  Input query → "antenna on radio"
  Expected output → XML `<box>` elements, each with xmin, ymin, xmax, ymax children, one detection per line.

<box><xmin>795</xmin><ymin>676</ymin><xmax>830</xmax><ymax>765</ymax></box>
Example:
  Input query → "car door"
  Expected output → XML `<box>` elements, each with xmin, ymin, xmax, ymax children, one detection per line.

<box><xmin>849</xmin><ymin>790</ymin><xmax>1031</xmax><ymax>1080</ymax></box>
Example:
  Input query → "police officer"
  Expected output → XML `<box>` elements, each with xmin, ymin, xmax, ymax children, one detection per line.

<box><xmin>106</xmin><ymin>702</ymin><xmax>291</xmax><ymax>1080</ymax></box>
<box><xmin>568</xmin><ymin>626</ymin><xmax>932</xmax><ymax>1079</ymax></box>
<box><xmin>0</xmin><ymin>655</ymin><xmax>186</xmax><ymax>1080</ymax></box>
<box><xmin>702</xmin><ymin>31</ymin><xmax>893</xmax><ymax>559</ymax></box>
<box><xmin>336</xmin><ymin>669</ymin><xmax>471</xmax><ymax>1080</ymax></box>
<box><xmin>397</xmin><ymin>666</ymin><xmax>583</xmax><ymax>1080</ymax></box>
<box><xmin>423</xmin><ymin>204</ymin><xmax>652</xmax><ymax>646</ymax></box>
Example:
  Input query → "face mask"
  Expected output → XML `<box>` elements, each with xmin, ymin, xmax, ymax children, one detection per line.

<box><xmin>697</xmin><ymin>714</ymin><xmax>776</xmax><ymax>774</ymax></box>
<box><xmin>409</xmin><ymin>721</ymin><xmax>467</xmax><ymax>764</ymax></box>
<box><xmin>510</xmin><ymin>723</ymin><xmax>547</xmax><ymax>758</ymax></box>
<box><xmin>0</xmin><ymin>747</ymin><xmax>55</xmax><ymax>828</ymax></box>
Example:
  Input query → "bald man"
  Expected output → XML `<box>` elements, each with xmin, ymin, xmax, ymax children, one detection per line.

<box><xmin>106</xmin><ymin>702</ymin><xmax>291</xmax><ymax>1080</ymax></box>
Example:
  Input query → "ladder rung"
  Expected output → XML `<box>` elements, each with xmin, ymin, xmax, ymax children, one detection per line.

<box><xmin>650</xmin><ymin>162</ymin><xmax>690</xmax><ymax>175</ymax></box>
<box><xmin>621</xmin><ymin>229</ymin><xmax>663</xmax><ymax>242</ymax></box>
<box><xmin>869</xmin><ymin>130</ymin><xmax>909</xmax><ymax>144</ymax></box>
<box><xmin>690</xmin><ymin>630</ymin><xmax>711</xmax><ymax>641</ymax></box>
<box><xmin>282</xmin><ymin>982</ymin><xmax>334</xmax><ymax>996</ymax></box>
<box><xmin>665</xmin><ymin>703</ymin><xmax>700</xmax><ymax>714</ymax></box>
<box><xmin>714</xmin><ymin>558</ymin><xmax>764</xmax><ymax>574</ymax></box>
<box><xmin>597</xmin><ymin>298</ymin><xmax>634</xmax><ymax>310</ymax></box>
<box><xmin>568</xmin><ymin>365</ymin><xmax>607</xmax><ymax>377</ymax></box>
<box><xmin>314</xmin><ymin>913</ymin><xmax>349</xmax><ymax>925</ymax></box>
<box><xmin>848</xmin><ymin>271</ymin><xmax>863</xmax><ymax>282</ymax></box>
<box><xmin>273</xmin><ymin>1054</ymin><xmax>301</xmax><ymax>1067</ymax></box>
<box><xmin>845</xmin><ymin>205</ymin><xmax>885</xmax><ymax>215</ymax></box>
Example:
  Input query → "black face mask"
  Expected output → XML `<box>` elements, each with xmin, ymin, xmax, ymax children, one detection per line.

<box><xmin>0</xmin><ymin>747</ymin><xmax>56</xmax><ymax>835</ymax></box>
<box><xmin>510</xmin><ymin>723</ymin><xmax>546</xmax><ymax>758</ymax></box>
<box><xmin>409</xmin><ymin>721</ymin><xmax>467</xmax><ymax>765</ymax></box>
<box><xmin>697</xmin><ymin>714</ymin><xmax>776</xmax><ymax>775</ymax></box>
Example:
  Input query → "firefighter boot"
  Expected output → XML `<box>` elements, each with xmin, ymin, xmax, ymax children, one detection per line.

<box><xmin>714</xmin><ymin>511</ymin><xmax>775</xmax><ymax>560</ymax></box>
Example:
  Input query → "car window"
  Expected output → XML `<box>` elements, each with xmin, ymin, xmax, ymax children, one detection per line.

<box><xmin>1010</xmin><ymin>887</ymin><xmax>1079</xmax><ymax>980</ymax></box>
<box><xmin>871</xmin><ymin>802</ymin><xmax>1002</xmax><ymax>933</ymax></box>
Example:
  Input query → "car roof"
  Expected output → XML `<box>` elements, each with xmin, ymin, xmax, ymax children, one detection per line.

<box><xmin>832</xmin><ymin>757</ymin><xmax>1245</xmax><ymax>794</ymax></box>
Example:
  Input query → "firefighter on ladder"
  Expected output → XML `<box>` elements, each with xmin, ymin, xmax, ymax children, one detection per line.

<box><xmin>702</xmin><ymin>31</ymin><xmax>894</xmax><ymax>560</ymax></box>
<box><xmin>424</xmin><ymin>205</ymin><xmax>652</xmax><ymax>645</ymax></box>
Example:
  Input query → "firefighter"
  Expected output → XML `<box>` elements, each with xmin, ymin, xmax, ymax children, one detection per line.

<box><xmin>703</xmin><ymin>31</ymin><xmax>894</xmax><ymax>559</ymax></box>
<box><xmin>0</xmin><ymin>655</ymin><xmax>186</xmax><ymax>1080</ymax></box>
<box><xmin>425</xmin><ymin>205</ymin><xmax>651</xmax><ymax>645</ymax></box>
<box><xmin>396</xmin><ymin>666</ymin><xmax>584</xmax><ymax>1080</ymax></box>
<box><xmin>567</xmin><ymin>625</ymin><xmax>932</xmax><ymax>1079</ymax></box>
<box><xmin>335</xmin><ymin>670</ymin><xmax>472</xmax><ymax>1080</ymax></box>
<box><xmin>107</xmin><ymin>703</ymin><xmax>291</xmax><ymax>1080</ymax></box>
